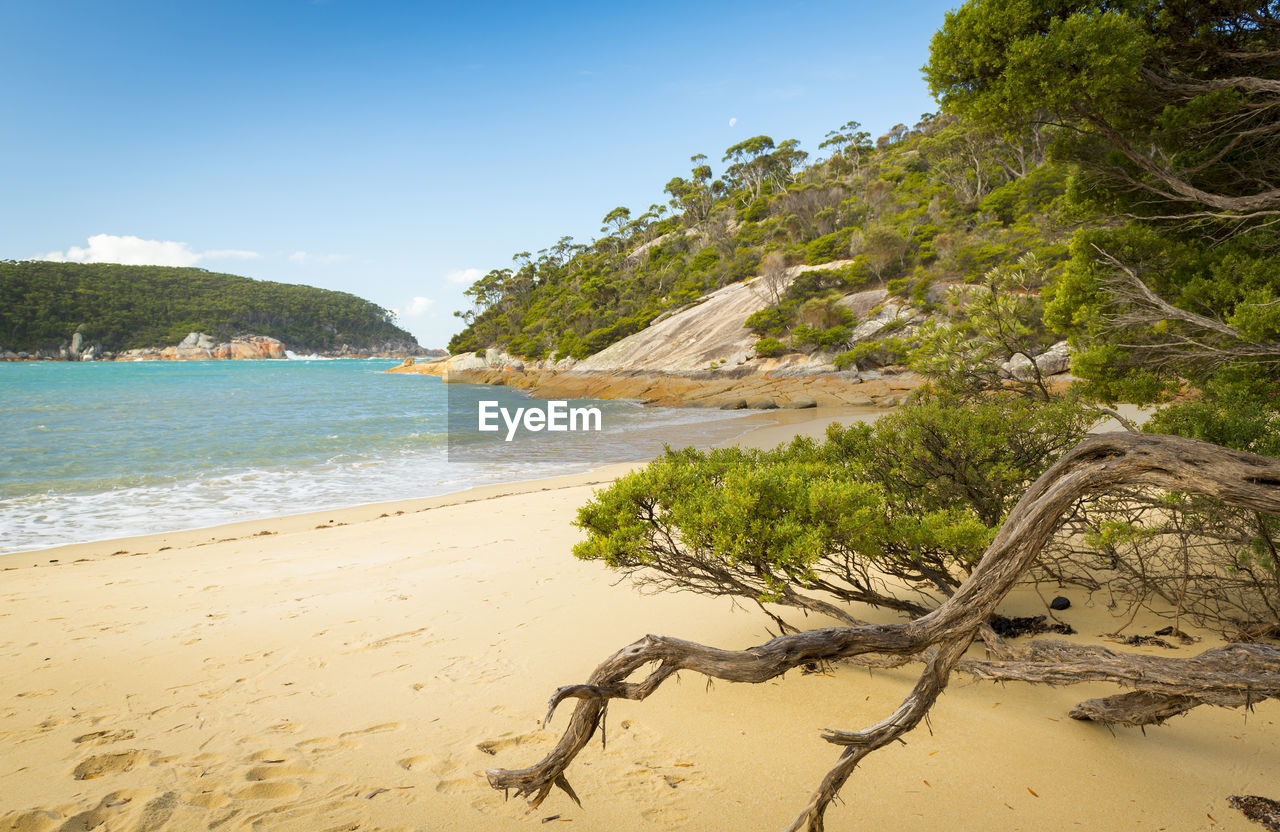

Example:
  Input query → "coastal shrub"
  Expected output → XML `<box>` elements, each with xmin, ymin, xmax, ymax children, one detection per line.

<box><xmin>689</xmin><ymin>247</ymin><xmax>721</xmax><ymax>273</ymax></box>
<box><xmin>804</xmin><ymin>227</ymin><xmax>856</xmax><ymax>264</ymax></box>
<box><xmin>753</xmin><ymin>337</ymin><xmax>787</xmax><ymax>357</ymax></box>
<box><xmin>910</xmin><ymin>253</ymin><xmax>1054</xmax><ymax>400</ymax></box>
<box><xmin>726</xmin><ymin>247</ymin><xmax>763</xmax><ymax>283</ymax></box>
<box><xmin>745</xmin><ymin>307</ymin><xmax>788</xmax><ymax>336</ymax></box>
<box><xmin>739</xmin><ymin>197</ymin><xmax>770</xmax><ymax>222</ymax></box>
<box><xmin>574</xmin><ymin>392</ymin><xmax>1095</xmax><ymax>625</ymax></box>
<box><xmin>791</xmin><ymin>323</ymin><xmax>851</xmax><ymax>352</ymax></box>
<box><xmin>833</xmin><ymin>336</ymin><xmax>910</xmax><ymax>370</ymax></box>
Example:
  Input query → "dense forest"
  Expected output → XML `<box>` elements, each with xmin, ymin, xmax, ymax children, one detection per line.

<box><xmin>0</xmin><ymin>261</ymin><xmax>417</xmax><ymax>354</ymax></box>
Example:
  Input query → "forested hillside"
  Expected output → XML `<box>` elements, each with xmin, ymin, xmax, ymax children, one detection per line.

<box><xmin>452</xmin><ymin>0</ymin><xmax>1280</xmax><ymax>452</ymax></box>
<box><xmin>489</xmin><ymin>5</ymin><xmax>1280</xmax><ymax>828</ymax></box>
<box><xmin>0</xmin><ymin>261</ymin><xmax>418</xmax><ymax>354</ymax></box>
<box><xmin>448</xmin><ymin>113</ymin><xmax>1071</xmax><ymax>360</ymax></box>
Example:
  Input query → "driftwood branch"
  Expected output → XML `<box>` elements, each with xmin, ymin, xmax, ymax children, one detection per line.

<box><xmin>487</xmin><ymin>433</ymin><xmax>1280</xmax><ymax>830</ymax></box>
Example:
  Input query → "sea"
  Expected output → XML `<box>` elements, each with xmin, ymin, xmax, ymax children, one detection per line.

<box><xmin>0</xmin><ymin>358</ymin><xmax>754</xmax><ymax>554</ymax></box>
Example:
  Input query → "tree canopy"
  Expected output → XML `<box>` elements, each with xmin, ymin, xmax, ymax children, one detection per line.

<box><xmin>0</xmin><ymin>260</ymin><xmax>416</xmax><ymax>354</ymax></box>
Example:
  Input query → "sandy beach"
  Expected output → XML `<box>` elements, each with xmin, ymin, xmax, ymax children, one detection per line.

<box><xmin>1</xmin><ymin>408</ymin><xmax>1276</xmax><ymax>832</ymax></box>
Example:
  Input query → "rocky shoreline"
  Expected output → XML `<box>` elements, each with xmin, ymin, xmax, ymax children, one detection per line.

<box><xmin>0</xmin><ymin>331</ymin><xmax>439</xmax><ymax>362</ymax></box>
<box><xmin>388</xmin><ymin>352</ymin><xmax>924</xmax><ymax>408</ymax></box>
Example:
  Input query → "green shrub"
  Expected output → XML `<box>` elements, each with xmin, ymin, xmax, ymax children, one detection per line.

<box><xmin>574</xmin><ymin>393</ymin><xmax>1095</xmax><ymax>622</ymax></box>
<box><xmin>804</xmin><ymin>227</ymin><xmax>855</xmax><ymax>265</ymax></box>
<box><xmin>792</xmin><ymin>323</ymin><xmax>851</xmax><ymax>351</ymax></box>
<box><xmin>753</xmin><ymin>337</ymin><xmax>788</xmax><ymax>357</ymax></box>
<box><xmin>745</xmin><ymin>307</ymin><xmax>789</xmax><ymax>336</ymax></box>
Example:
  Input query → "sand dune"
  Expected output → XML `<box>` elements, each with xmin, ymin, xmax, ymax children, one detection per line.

<box><xmin>1</xmin><ymin>411</ymin><xmax>1276</xmax><ymax>831</ymax></box>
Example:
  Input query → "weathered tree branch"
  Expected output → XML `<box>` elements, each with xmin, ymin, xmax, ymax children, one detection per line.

<box><xmin>487</xmin><ymin>433</ymin><xmax>1280</xmax><ymax>830</ymax></box>
<box><xmin>1091</xmin><ymin>245</ymin><xmax>1280</xmax><ymax>372</ymax></box>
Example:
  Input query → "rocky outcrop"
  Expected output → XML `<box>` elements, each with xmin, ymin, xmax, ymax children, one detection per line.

<box><xmin>3</xmin><ymin>330</ymin><xmax>436</xmax><ymax>362</ymax></box>
<box><xmin>319</xmin><ymin>339</ymin><xmax>436</xmax><ymax>358</ymax></box>
<box><xmin>117</xmin><ymin>333</ymin><xmax>288</xmax><ymax>361</ymax></box>
<box><xmin>572</xmin><ymin>260</ymin><xmax>855</xmax><ymax>374</ymax></box>
<box><xmin>389</xmin><ymin>346</ymin><xmax>921</xmax><ymax>408</ymax></box>
<box><xmin>389</xmin><ymin>265</ymin><xmax>1074</xmax><ymax>409</ymax></box>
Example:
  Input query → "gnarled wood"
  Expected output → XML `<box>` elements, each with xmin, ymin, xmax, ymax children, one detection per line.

<box><xmin>487</xmin><ymin>433</ymin><xmax>1280</xmax><ymax>830</ymax></box>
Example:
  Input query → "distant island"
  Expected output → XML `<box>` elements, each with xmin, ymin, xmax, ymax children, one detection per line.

<box><xmin>0</xmin><ymin>260</ymin><xmax>433</xmax><ymax>360</ymax></box>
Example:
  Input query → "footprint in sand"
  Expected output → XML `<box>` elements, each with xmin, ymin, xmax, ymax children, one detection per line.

<box><xmin>338</xmin><ymin>721</ymin><xmax>403</xmax><ymax>741</ymax></box>
<box><xmin>185</xmin><ymin>791</ymin><xmax>230</xmax><ymax>810</ymax></box>
<box><xmin>475</xmin><ymin>730</ymin><xmax>552</xmax><ymax>757</ymax></box>
<box><xmin>73</xmin><ymin>728</ymin><xmax>136</xmax><ymax>746</ymax></box>
<box><xmin>246</xmin><ymin>762</ymin><xmax>315</xmax><ymax>781</ymax></box>
<box><xmin>73</xmin><ymin>750</ymin><xmax>156</xmax><ymax>780</ymax></box>
<box><xmin>436</xmin><ymin>775</ymin><xmax>481</xmax><ymax>795</ymax></box>
<box><xmin>233</xmin><ymin>780</ymin><xmax>304</xmax><ymax>800</ymax></box>
<box><xmin>348</xmin><ymin>627</ymin><xmax>433</xmax><ymax>652</ymax></box>
<box><xmin>397</xmin><ymin>753</ymin><xmax>460</xmax><ymax>777</ymax></box>
<box><xmin>296</xmin><ymin>736</ymin><xmax>344</xmax><ymax>754</ymax></box>
<box><xmin>0</xmin><ymin>809</ymin><xmax>61</xmax><ymax>832</ymax></box>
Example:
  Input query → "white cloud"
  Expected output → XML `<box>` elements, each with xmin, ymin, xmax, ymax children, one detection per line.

<box><xmin>729</xmin><ymin>117</ymin><xmax>737</xmax><ymax>127</ymax></box>
<box><xmin>39</xmin><ymin>234</ymin><xmax>258</xmax><ymax>267</ymax></box>
<box><xmin>444</xmin><ymin>267</ymin><xmax>484</xmax><ymax>285</ymax></box>
<box><xmin>397</xmin><ymin>296</ymin><xmax>435</xmax><ymax>318</ymax></box>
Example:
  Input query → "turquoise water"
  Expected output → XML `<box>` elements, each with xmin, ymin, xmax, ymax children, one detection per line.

<box><xmin>0</xmin><ymin>359</ymin><xmax>750</xmax><ymax>553</ymax></box>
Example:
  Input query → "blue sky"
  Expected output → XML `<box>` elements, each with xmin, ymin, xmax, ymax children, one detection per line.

<box><xmin>2</xmin><ymin>0</ymin><xmax>957</xmax><ymax>348</ymax></box>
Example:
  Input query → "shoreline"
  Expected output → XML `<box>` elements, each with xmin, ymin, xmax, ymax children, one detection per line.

<box><xmin>388</xmin><ymin>361</ymin><xmax>922</xmax><ymax>409</ymax></box>
<box><xmin>0</xmin><ymin>405</ymin><xmax>875</xmax><ymax>566</ymax></box>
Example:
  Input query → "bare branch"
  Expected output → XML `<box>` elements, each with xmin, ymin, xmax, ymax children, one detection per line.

<box><xmin>488</xmin><ymin>434</ymin><xmax>1280</xmax><ymax>830</ymax></box>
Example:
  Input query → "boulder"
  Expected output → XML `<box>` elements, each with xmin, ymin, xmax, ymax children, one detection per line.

<box><xmin>178</xmin><ymin>332</ymin><xmax>215</xmax><ymax>350</ymax></box>
<box><xmin>1001</xmin><ymin>341</ymin><xmax>1073</xmax><ymax>381</ymax></box>
<box><xmin>746</xmin><ymin>397</ymin><xmax>778</xmax><ymax>410</ymax></box>
<box><xmin>719</xmin><ymin>398</ymin><xmax>749</xmax><ymax>410</ymax></box>
<box><xmin>1036</xmin><ymin>340</ymin><xmax>1072</xmax><ymax>376</ymax></box>
<box><xmin>443</xmin><ymin>353</ymin><xmax>489</xmax><ymax>373</ymax></box>
<box><xmin>836</xmin><ymin>288</ymin><xmax>890</xmax><ymax>320</ymax></box>
<box><xmin>1000</xmin><ymin>352</ymin><xmax>1036</xmax><ymax>382</ymax></box>
<box><xmin>783</xmin><ymin>397</ymin><xmax>818</xmax><ymax>409</ymax></box>
<box><xmin>849</xmin><ymin>302</ymin><xmax>911</xmax><ymax>342</ymax></box>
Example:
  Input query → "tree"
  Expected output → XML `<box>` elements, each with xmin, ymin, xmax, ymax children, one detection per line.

<box><xmin>912</xmin><ymin>252</ymin><xmax>1058</xmax><ymax>400</ymax></box>
<box><xmin>600</xmin><ymin>206</ymin><xmax>631</xmax><ymax>237</ymax></box>
<box><xmin>722</xmin><ymin>135</ymin><xmax>778</xmax><ymax>201</ymax></box>
<box><xmin>752</xmin><ymin>251</ymin><xmax>790</xmax><ymax>307</ymax></box>
<box><xmin>818</xmin><ymin>119</ymin><xmax>872</xmax><ymax>159</ymax></box>
<box><xmin>925</xmin><ymin>0</ymin><xmax>1280</xmax><ymax>225</ymax></box>
<box><xmin>490</xmin><ymin>433</ymin><xmax>1280</xmax><ymax>831</ymax></box>
<box><xmin>927</xmin><ymin>0</ymin><xmax>1280</xmax><ymax>456</ymax></box>
<box><xmin>860</xmin><ymin>225</ymin><xmax>908</xmax><ymax>280</ymax></box>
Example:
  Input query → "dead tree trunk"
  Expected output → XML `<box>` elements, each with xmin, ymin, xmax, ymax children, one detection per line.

<box><xmin>487</xmin><ymin>433</ymin><xmax>1280</xmax><ymax>831</ymax></box>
